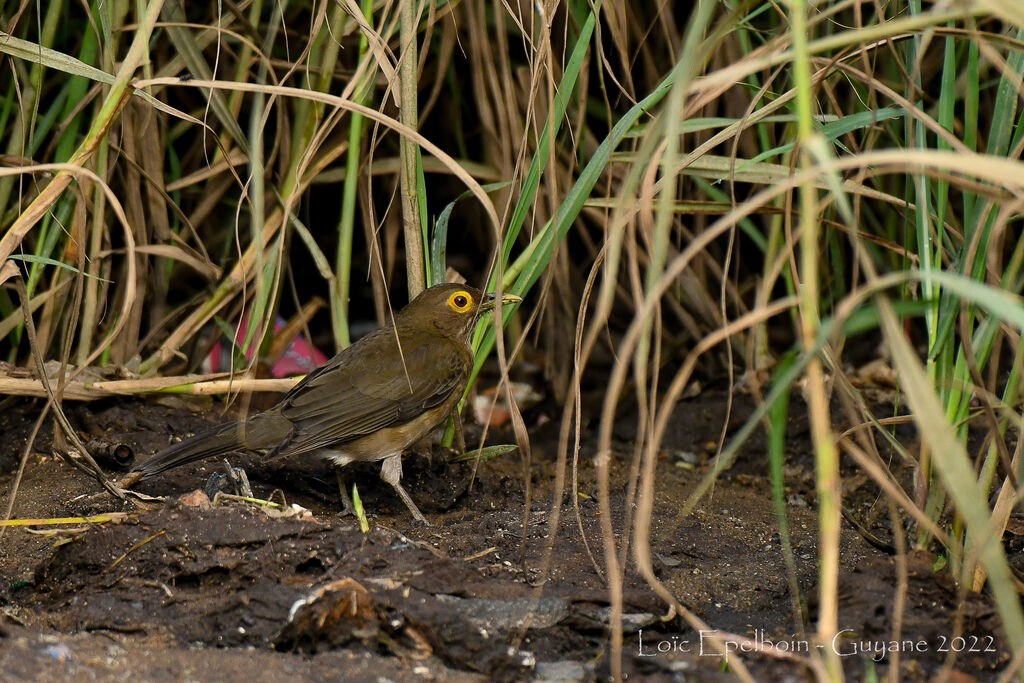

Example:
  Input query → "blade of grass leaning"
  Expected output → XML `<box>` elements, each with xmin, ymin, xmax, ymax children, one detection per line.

<box><xmin>0</xmin><ymin>0</ymin><xmax>64</xmax><ymax>215</ymax></box>
<box><xmin>352</xmin><ymin>484</ymin><xmax>369</xmax><ymax>533</ymax></box>
<box><xmin>431</xmin><ymin>182</ymin><xmax>511</xmax><ymax>286</ymax></box>
<box><xmin>917</xmin><ymin>29</ymin><xmax>1024</xmax><ymax>547</ymax></box>
<box><xmin>333</xmin><ymin>0</ymin><xmax>376</xmax><ymax>350</ymax></box>
<box><xmin>767</xmin><ymin>350</ymin><xmax>805</xmax><ymax>630</ymax></box>
<box><xmin>489</xmin><ymin>0</ymin><xmax>603</xmax><ymax>279</ymax></box>
<box><xmin>0</xmin><ymin>30</ymin><xmax>223</xmax><ymax>132</ymax></box>
<box><xmin>450</xmin><ymin>444</ymin><xmax>519</xmax><ymax>464</ymax></box>
<box><xmin>77</xmin><ymin>140</ymin><xmax>111</xmax><ymax>366</ymax></box>
<box><xmin>731</xmin><ymin>107</ymin><xmax>906</xmax><ymax>173</ymax></box>
<box><xmin>0</xmin><ymin>0</ymin><xmax>161</xmax><ymax>272</ymax></box>
<box><xmin>906</xmin><ymin>0</ymin><xmax>949</xmax><ymax>549</ymax></box>
<box><xmin>784</xmin><ymin>1</ymin><xmax>841</xmax><ymax>675</ymax></box>
<box><xmin>7</xmin><ymin>254</ymin><xmax>112</xmax><ymax>282</ymax></box>
<box><xmin>972</xmin><ymin>346</ymin><xmax>1024</xmax><ymax>591</ymax></box>
<box><xmin>876</xmin><ymin>292</ymin><xmax>1024</xmax><ymax>654</ymax></box>
<box><xmin>157</xmin><ymin>1</ymin><xmax>248</xmax><ymax>151</ymax></box>
<box><xmin>470</xmin><ymin>43</ymin><xmax>681</xmax><ymax>386</ymax></box>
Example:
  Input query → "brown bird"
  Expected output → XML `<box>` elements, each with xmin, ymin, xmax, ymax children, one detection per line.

<box><xmin>133</xmin><ymin>283</ymin><xmax>521</xmax><ymax>523</ymax></box>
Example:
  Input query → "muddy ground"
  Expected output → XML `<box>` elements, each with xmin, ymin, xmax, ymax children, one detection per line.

<box><xmin>0</xmin><ymin>387</ymin><xmax>1013</xmax><ymax>681</ymax></box>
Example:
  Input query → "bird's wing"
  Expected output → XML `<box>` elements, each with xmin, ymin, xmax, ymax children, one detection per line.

<box><xmin>270</xmin><ymin>330</ymin><xmax>467</xmax><ymax>457</ymax></box>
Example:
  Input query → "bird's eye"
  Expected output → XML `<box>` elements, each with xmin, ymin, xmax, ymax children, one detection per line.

<box><xmin>448</xmin><ymin>291</ymin><xmax>472</xmax><ymax>311</ymax></box>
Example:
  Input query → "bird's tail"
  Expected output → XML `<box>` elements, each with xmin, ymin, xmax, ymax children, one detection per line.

<box><xmin>135</xmin><ymin>418</ymin><xmax>266</xmax><ymax>478</ymax></box>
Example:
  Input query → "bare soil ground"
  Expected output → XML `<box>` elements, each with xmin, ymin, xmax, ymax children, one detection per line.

<box><xmin>0</xmin><ymin>390</ymin><xmax>1011</xmax><ymax>681</ymax></box>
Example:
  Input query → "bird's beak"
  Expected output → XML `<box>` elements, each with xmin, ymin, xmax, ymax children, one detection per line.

<box><xmin>480</xmin><ymin>292</ymin><xmax>522</xmax><ymax>311</ymax></box>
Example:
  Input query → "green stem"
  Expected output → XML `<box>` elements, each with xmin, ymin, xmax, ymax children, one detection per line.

<box><xmin>333</xmin><ymin>0</ymin><xmax>375</xmax><ymax>350</ymax></box>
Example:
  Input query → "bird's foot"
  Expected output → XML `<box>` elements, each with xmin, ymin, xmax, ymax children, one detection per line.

<box><xmin>380</xmin><ymin>454</ymin><xmax>430</xmax><ymax>526</ymax></box>
<box><xmin>395</xmin><ymin>488</ymin><xmax>430</xmax><ymax>526</ymax></box>
<box><xmin>334</xmin><ymin>469</ymin><xmax>356</xmax><ymax>517</ymax></box>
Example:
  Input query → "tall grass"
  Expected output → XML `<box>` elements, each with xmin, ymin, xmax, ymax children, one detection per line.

<box><xmin>2</xmin><ymin>0</ymin><xmax>1024</xmax><ymax>678</ymax></box>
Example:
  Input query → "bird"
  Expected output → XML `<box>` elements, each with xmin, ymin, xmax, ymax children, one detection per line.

<box><xmin>132</xmin><ymin>283</ymin><xmax>521</xmax><ymax>523</ymax></box>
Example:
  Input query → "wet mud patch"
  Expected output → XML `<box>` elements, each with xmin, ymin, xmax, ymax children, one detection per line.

<box><xmin>0</xmin><ymin>395</ymin><xmax>1014</xmax><ymax>680</ymax></box>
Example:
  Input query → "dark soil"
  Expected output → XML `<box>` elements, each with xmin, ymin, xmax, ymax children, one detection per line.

<box><xmin>0</xmin><ymin>390</ymin><xmax>1012</xmax><ymax>681</ymax></box>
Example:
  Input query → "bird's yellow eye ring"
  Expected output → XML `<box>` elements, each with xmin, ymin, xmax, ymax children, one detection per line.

<box><xmin>448</xmin><ymin>291</ymin><xmax>473</xmax><ymax>312</ymax></box>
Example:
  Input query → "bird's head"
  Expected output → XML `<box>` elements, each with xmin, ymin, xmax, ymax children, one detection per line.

<box><xmin>397</xmin><ymin>283</ymin><xmax>522</xmax><ymax>344</ymax></box>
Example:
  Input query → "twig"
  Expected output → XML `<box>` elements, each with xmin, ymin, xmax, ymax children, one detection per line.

<box><xmin>839</xmin><ymin>504</ymin><xmax>896</xmax><ymax>555</ymax></box>
<box><xmin>106</xmin><ymin>529</ymin><xmax>167</xmax><ymax>572</ymax></box>
<box><xmin>0</xmin><ymin>512</ymin><xmax>130</xmax><ymax>527</ymax></box>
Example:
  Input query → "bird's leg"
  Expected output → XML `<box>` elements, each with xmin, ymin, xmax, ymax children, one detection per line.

<box><xmin>335</xmin><ymin>468</ymin><xmax>355</xmax><ymax>516</ymax></box>
<box><xmin>451</xmin><ymin>409</ymin><xmax>466</xmax><ymax>456</ymax></box>
<box><xmin>380</xmin><ymin>454</ymin><xmax>428</xmax><ymax>525</ymax></box>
